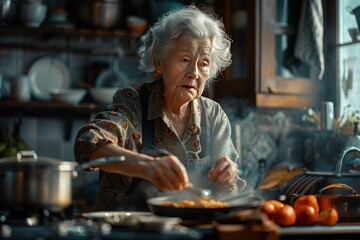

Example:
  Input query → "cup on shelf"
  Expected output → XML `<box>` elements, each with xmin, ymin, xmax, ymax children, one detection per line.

<box><xmin>12</xmin><ymin>75</ymin><xmax>31</xmax><ymax>102</ymax></box>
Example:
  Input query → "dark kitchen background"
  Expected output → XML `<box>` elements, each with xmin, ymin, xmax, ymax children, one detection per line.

<box><xmin>0</xmin><ymin>0</ymin><xmax>359</xmax><ymax>211</ymax></box>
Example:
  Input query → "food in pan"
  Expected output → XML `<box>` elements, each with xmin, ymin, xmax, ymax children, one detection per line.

<box><xmin>161</xmin><ymin>197</ymin><xmax>229</xmax><ymax>208</ymax></box>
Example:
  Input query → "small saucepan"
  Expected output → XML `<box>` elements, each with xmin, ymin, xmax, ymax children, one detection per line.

<box><xmin>316</xmin><ymin>183</ymin><xmax>360</xmax><ymax>222</ymax></box>
<box><xmin>287</xmin><ymin>183</ymin><xmax>360</xmax><ymax>222</ymax></box>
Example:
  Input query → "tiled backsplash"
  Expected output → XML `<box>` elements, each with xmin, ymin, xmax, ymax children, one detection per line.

<box><xmin>222</xmin><ymin>102</ymin><xmax>350</xmax><ymax>189</ymax></box>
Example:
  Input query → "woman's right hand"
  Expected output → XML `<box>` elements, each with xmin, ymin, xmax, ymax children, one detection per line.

<box><xmin>144</xmin><ymin>154</ymin><xmax>190</xmax><ymax>191</ymax></box>
<box><xmin>88</xmin><ymin>143</ymin><xmax>189</xmax><ymax>191</ymax></box>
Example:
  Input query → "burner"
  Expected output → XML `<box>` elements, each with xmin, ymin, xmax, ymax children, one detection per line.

<box><xmin>0</xmin><ymin>211</ymin><xmax>40</xmax><ymax>226</ymax></box>
<box><xmin>0</xmin><ymin>204</ymin><xmax>74</xmax><ymax>226</ymax></box>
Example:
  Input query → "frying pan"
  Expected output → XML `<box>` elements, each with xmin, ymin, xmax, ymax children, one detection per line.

<box><xmin>147</xmin><ymin>194</ymin><xmax>263</xmax><ymax>220</ymax></box>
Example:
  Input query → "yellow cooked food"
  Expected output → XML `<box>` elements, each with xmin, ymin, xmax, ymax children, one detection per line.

<box><xmin>162</xmin><ymin>198</ymin><xmax>229</xmax><ymax>208</ymax></box>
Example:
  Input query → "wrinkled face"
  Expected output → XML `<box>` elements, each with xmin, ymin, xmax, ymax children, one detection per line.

<box><xmin>156</xmin><ymin>32</ymin><xmax>211</xmax><ymax>104</ymax></box>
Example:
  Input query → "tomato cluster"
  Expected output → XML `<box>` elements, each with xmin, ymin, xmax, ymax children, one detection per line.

<box><xmin>260</xmin><ymin>195</ymin><xmax>338</xmax><ymax>226</ymax></box>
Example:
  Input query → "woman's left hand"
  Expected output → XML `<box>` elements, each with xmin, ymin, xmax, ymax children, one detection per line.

<box><xmin>208</xmin><ymin>156</ymin><xmax>240</xmax><ymax>192</ymax></box>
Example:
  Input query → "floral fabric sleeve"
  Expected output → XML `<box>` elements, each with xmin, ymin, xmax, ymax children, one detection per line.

<box><xmin>74</xmin><ymin>87</ymin><xmax>142</xmax><ymax>164</ymax></box>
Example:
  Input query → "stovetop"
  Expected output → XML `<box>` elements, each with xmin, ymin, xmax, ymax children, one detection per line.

<box><xmin>0</xmin><ymin>211</ymin><xmax>203</xmax><ymax>240</ymax></box>
<box><xmin>1</xmin><ymin>222</ymin><xmax>203</xmax><ymax>240</ymax></box>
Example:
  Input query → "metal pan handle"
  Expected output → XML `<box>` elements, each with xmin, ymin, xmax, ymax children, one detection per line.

<box><xmin>79</xmin><ymin>156</ymin><xmax>126</xmax><ymax>171</ymax></box>
<box><xmin>16</xmin><ymin>150</ymin><xmax>38</xmax><ymax>162</ymax></box>
<box><xmin>316</xmin><ymin>183</ymin><xmax>359</xmax><ymax>196</ymax></box>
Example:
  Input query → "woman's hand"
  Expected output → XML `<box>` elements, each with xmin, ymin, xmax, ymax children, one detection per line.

<box><xmin>208</xmin><ymin>156</ymin><xmax>240</xmax><ymax>192</ymax></box>
<box><xmin>145</xmin><ymin>154</ymin><xmax>190</xmax><ymax>191</ymax></box>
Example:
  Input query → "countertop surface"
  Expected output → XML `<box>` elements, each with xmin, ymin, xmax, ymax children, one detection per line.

<box><xmin>281</xmin><ymin>222</ymin><xmax>360</xmax><ymax>235</ymax></box>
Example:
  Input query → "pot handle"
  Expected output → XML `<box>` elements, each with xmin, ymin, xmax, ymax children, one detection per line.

<box><xmin>316</xmin><ymin>183</ymin><xmax>359</xmax><ymax>196</ymax></box>
<box><xmin>16</xmin><ymin>150</ymin><xmax>38</xmax><ymax>162</ymax></box>
<box><xmin>78</xmin><ymin>156</ymin><xmax>126</xmax><ymax>171</ymax></box>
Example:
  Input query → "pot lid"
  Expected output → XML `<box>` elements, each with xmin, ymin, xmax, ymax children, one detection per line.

<box><xmin>0</xmin><ymin>151</ymin><xmax>77</xmax><ymax>170</ymax></box>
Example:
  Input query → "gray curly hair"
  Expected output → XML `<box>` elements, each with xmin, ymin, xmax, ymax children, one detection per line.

<box><xmin>137</xmin><ymin>5</ymin><xmax>232</xmax><ymax>82</ymax></box>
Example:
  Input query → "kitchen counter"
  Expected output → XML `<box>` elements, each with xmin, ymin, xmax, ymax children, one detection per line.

<box><xmin>3</xmin><ymin>222</ymin><xmax>360</xmax><ymax>240</ymax></box>
<box><xmin>280</xmin><ymin>222</ymin><xmax>360</xmax><ymax>240</ymax></box>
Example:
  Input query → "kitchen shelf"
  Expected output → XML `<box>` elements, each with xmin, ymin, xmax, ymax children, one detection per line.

<box><xmin>337</xmin><ymin>40</ymin><xmax>360</xmax><ymax>47</ymax></box>
<box><xmin>0</xmin><ymin>101</ymin><xmax>107</xmax><ymax>140</ymax></box>
<box><xmin>0</xmin><ymin>25</ymin><xmax>140</xmax><ymax>56</ymax></box>
<box><xmin>0</xmin><ymin>25</ymin><xmax>139</xmax><ymax>38</ymax></box>
<box><xmin>0</xmin><ymin>101</ymin><xmax>105</xmax><ymax>118</ymax></box>
<box><xmin>0</xmin><ymin>42</ymin><xmax>137</xmax><ymax>56</ymax></box>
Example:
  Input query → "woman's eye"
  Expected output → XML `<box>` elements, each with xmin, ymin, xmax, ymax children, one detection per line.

<box><xmin>200</xmin><ymin>62</ymin><xmax>209</xmax><ymax>68</ymax></box>
<box><xmin>182</xmin><ymin>58</ymin><xmax>190</xmax><ymax>63</ymax></box>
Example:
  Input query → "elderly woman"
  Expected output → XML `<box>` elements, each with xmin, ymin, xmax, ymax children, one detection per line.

<box><xmin>74</xmin><ymin>5</ymin><xmax>245</xmax><ymax>211</ymax></box>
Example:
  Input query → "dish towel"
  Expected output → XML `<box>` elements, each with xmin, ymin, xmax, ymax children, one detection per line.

<box><xmin>294</xmin><ymin>0</ymin><xmax>325</xmax><ymax>80</ymax></box>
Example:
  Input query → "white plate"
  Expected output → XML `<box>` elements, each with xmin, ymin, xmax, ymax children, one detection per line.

<box><xmin>28</xmin><ymin>57</ymin><xmax>70</xmax><ymax>101</ymax></box>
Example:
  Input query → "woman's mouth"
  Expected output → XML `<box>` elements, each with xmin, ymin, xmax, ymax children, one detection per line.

<box><xmin>181</xmin><ymin>85</ymin><xmax>196</xmax><ymax>90</ymax></box>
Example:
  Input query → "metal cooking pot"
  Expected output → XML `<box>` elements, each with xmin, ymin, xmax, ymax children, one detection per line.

<box><xmin>79</xmin><ymin>0</ymin><xmax>121</xmax><ymax>29</ymax></box>
<box><xmin>0</xmin><ymin>151</ymin><xmax>77</xmax><ymax>212</ymax></box>
<box><xmin>0</xmin><ymin>150</ymin><xmax>125</xmax><ymax>212</ymax></box>
<box><xmin>316</xmin><ymin>183</ymin><xmax>360</xmax><ymax>222</ymax></box>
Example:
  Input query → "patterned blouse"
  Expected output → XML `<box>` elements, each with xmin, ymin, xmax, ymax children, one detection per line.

<box><xmin>74</xmin><ymin>79</ymin><xmax>240</xmax><ymax>211</ymax></box>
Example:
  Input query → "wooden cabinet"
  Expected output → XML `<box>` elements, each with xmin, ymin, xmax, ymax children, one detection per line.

<box><xmin>213</xmin><ymin>0</ymin><xmax>320</xmax><ymax>108</ymax></box>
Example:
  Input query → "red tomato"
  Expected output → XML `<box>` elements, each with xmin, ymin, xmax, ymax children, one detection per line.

<box><xmin>294</xmin><ymin>195</ymin><xmax>319</xmax><ymax>214</ymax></box>
<box><xmin>317</xmin><ymin>208</ymin><xmax>339</xmax><ymax>226</ymax></box>
<box><xmin>267</xmin><ymin>199</ymin><xmax>284</xmax><ymax>211</ymax></box>
<box><xmin>261</xmin><ymin>201</ymin><xmax>277</xmax><ymax>220</ymax></box>
<box><xmin>274</xmin><ymin>204</ymin><xmax>296</xmax><ymax>226</ymax></box>
<box><xmin>295</xmin><ymin>205</ymin><xmax>318</xmax><ymax>225</ymax></box>
<box><xmin>261</xmin><ymin>199</ymin><xmax>285</xmax><ymax>221</ymax></box>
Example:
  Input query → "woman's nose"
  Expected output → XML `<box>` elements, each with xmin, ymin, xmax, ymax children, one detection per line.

<box><xmin>187</xmin><ymin>63</ymin><xmax>199</xmax><ymax>79</ymax></box>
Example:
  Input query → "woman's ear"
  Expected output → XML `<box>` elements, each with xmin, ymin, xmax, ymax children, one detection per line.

<box><xmin>155</xmin><ymin>61</ymin><xmax>162</xmax><ymax>73</ymax></box>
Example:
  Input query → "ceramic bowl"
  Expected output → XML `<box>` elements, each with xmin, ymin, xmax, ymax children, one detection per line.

<box><xmin>50</xmin><ymin>89</ymin><xmax>86</xmax><ymax>104</ymax></box>
<box><xmin>126</xmin><ymin>16</ymin><xmax>148</xmax><ymax>34</ymax></box>
<box><xmin>20</xmin><ymin>2</ymin><xmax>47</xmax><ymax>27</ymax></box>
<box><xmin>90</xmin><ymin>87</ymin><xmax>118</xmax><ymax>105</ymax></box>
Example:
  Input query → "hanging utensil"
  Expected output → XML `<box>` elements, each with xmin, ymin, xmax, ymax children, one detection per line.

<box><xmin>95</xmin><ymin>45</ymin><xmax>127</xmax><ymax>88</ymax></box>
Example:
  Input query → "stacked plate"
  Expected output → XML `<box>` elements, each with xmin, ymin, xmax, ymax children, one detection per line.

<box><xmin>28</xmin><ymin>57</ymin><xmax>70</xmax><ymax>102</ymax></box>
